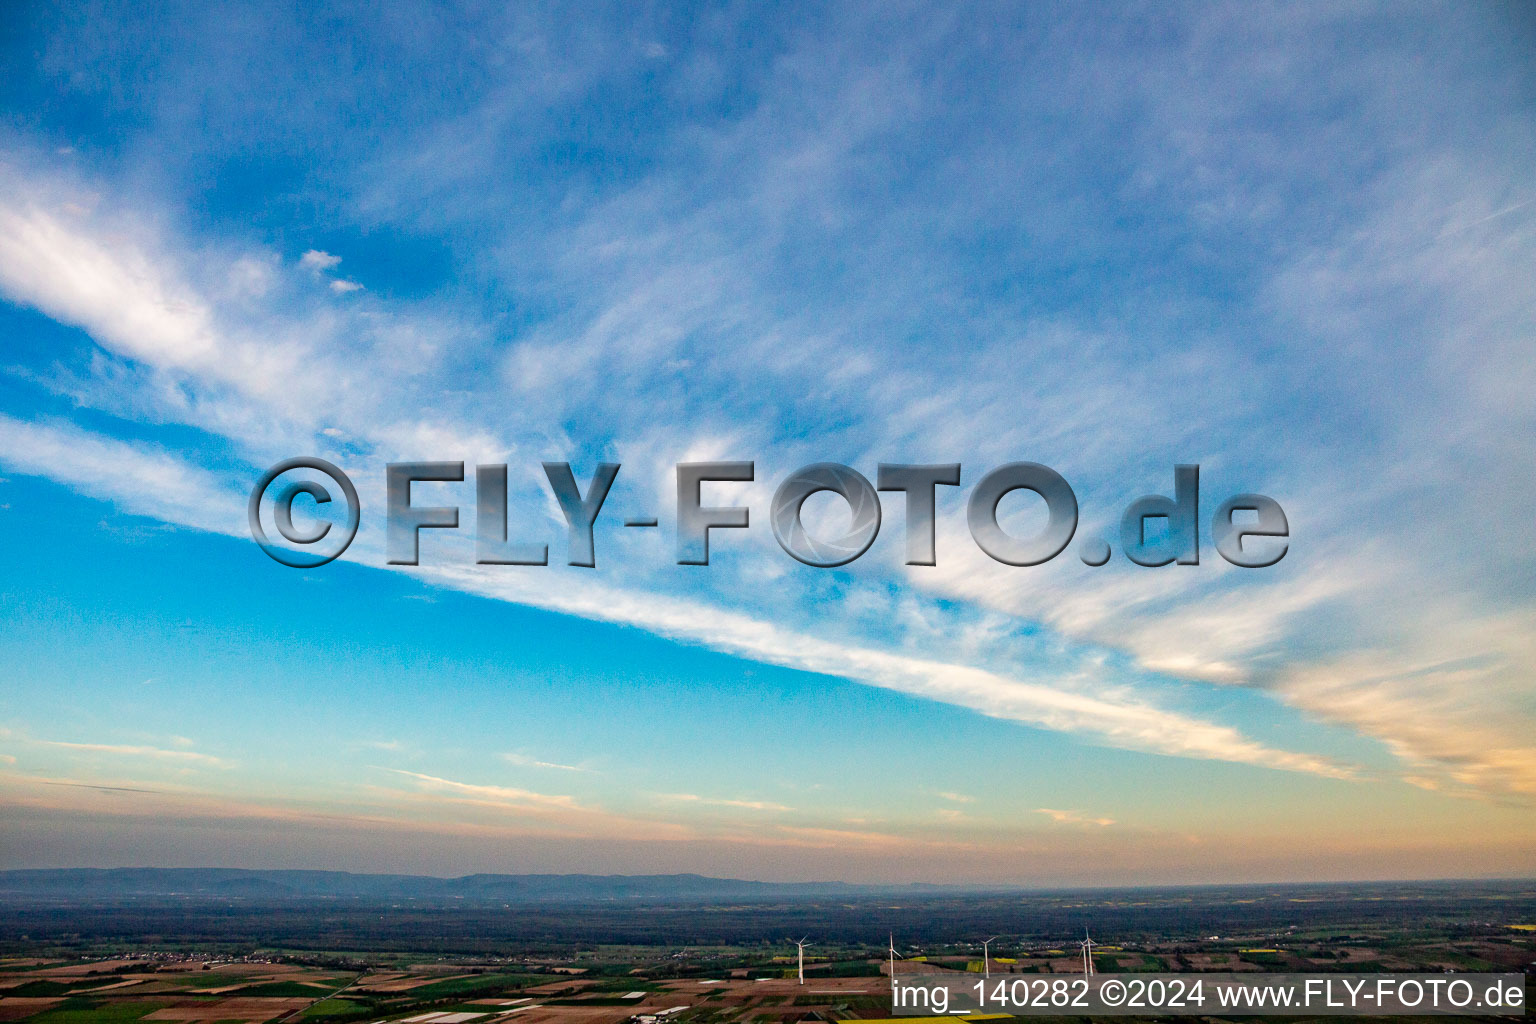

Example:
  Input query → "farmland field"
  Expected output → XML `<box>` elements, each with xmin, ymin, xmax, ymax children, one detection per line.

<box><xmin>1</xmin><ymin>879</ymin><xmax>1532</xmax><ymax>1024</ymax></box>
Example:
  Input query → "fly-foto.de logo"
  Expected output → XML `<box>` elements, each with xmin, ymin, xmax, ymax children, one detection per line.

<box><xmin>248</xmin><ymin>459</ymin><xmax>1287</xmax><ymax>571</ymax></box>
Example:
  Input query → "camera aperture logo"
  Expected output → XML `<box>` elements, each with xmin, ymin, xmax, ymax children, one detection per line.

<box><xmin>248</xmin><ymin>459</ymin><xmax>1288</xmax><ymax>571</ymax></box>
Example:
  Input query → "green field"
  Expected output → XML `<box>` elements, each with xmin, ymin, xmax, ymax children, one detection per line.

<box><xmin>22</xmin><ymin>1000</ymin><xmax>171</xmax><ymax>1024</ymax></box>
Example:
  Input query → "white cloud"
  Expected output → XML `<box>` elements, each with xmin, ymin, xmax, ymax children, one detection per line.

<box><xmin>330</xmin><ymin>279</ymin><xmax>363</xmax><ymax>293</ymax></box>
<box><xmin>0</xmin><ymin>185</ymin><xmax>317</xmax><ymax>425</ymax></box>
<box><xmin>299</xmin><ymin>249</ymin><xmax>341</xmax><ymax>270</ymax></box>
<box><xmin>1</xmin><ymin>2</ymin><xmax>1533</xmax><ymax>811</ymax></box>
<box><xmin>382</xmin><ymin>768</ymin><xmax>580</xmax><ymax>809</ymax></box>
<box><xmin>501</xmin><ymin>752</ymin><xmax>590</xmax><ymax>772</ymax></box>
<box><xmin>377</xmin><ymin>768</ymin><xmax>699</xmax><ymax>842</ymax></box>
<box><xmin>0</xmin><ymin>415</ymin><xmax>243</xmax><ymax>537</ymax></box>
<box><xmin>1035</xmin><ymin>808</ymin><xmax>1115</xmax><ymax>827</ymax></box>
<box><xmin>658</xmin><ymin>793</ymin><xmax>793</xmax><ymax>812</ymax></box>
<box><xmin>0</xmin><ymin>197</ymin><xmax>217</xmax><ymax>368</ymax></box>
<box><xmin>41</xmin><ymin>740</ymin><xmax>228</xmax><ymax>768</ymax></box>
<box><xmin>420</xmin><ymin>558</ymin><xmax>1356</xmax><ymax>779</ymax></box>
<box><xmin>0</xmin><ymin>405</ymin><xmax>1357</xmax><ymax>783</ymax></box>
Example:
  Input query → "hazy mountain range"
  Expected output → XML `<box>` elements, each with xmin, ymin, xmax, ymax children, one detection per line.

<box><xmin>0</xmin><ymin>868</ymin><xmax>949</xmax><ymax>902</ymax></box>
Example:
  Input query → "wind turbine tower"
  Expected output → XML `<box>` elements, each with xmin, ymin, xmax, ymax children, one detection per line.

<box><xmin>795</xmin><ymin>937</ymin><xmax>811</xmax><ymax>985</ymax></box>
<box><xmin>1080</xmin><ymin>929</ymin><xmax>1097</xmax><ymax>976</ymax></box>
<box><xmin>980</xmin><ymin>936</ymin><xmax>998</xmax><ymax>980</ymax></box>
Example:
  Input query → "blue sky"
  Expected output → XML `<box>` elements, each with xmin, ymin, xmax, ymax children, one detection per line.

<box><xmin>0</xmin><ymin>2</ymin><xmax>1533</xmax><ymax>883</ymax></box>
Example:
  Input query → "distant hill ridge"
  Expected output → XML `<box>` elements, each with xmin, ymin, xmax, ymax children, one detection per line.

<box><xmin>0</xmin><ymin>868</ymin><xmax>942</xmax><ymax>901</ymax></box>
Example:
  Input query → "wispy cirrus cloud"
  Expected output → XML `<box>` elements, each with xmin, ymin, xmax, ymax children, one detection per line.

<box><xmin>379</xmin><ymin>768</ymin><xmax>581</xmax><ymax>810</ymax></box>
<box><xmin>376</xmin><ymin>768</ymin><xmax>698</xmax><ymax>843</ymax></box>
<box><xmin>0</xmin><ymin>174</ymin><xmax>1445</xmax><ymax>793</ymax></box>
<box><xmin>0</xmin><ymin>217</ymin><xmax>1356</xmax><ymax>787</ymax></box>
<box><xmin>39</xmin><ymin>740</ymin><xmax>228</xmax><ymax>768</ymax></box>
<box><xmin>501</xmin><ymin>752</ymin><xmax>591</xmax><ymax>773</ymax></box>
<box><xmin>0</xmin><ymin>414</ymin><xmax>242</xmax><ymax>536</ymax></box>
<box><xmin>658</xmin><ymin>793</ymin><xmax>794</xmax><ymax>813</ymax></box>
<box><xmin>0</xmin><ymin>1</ymin><xmax>1532</xmax><ymax>847</ymax></box>
<box><xmin>1035</xmin><ymin>808</ymin><xmax>1115</xmax><ymax>828</ymax></box>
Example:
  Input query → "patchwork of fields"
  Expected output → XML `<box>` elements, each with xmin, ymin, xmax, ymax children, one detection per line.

<box><xmin>2</xmin><ymin>930</ymin><xmax>1534</xmax><ymax>1024</ymax></box>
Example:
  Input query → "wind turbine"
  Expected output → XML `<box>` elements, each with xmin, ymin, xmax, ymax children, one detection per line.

<box><xmin>795</xmin><ymin>936</ymin><xmax>811</xmax><ymax>985</ymax></box>
<box><xmin>980</xmin><ymin>936</ymin><xmax>998</xmax><ymax>980</ymax></box>
<box><xmin>1079</xmin><ymin>929</ymin><xmax>1096</xmax><ymax>976</ymax></box>
<box><xmin>887</xmin><ymin>933</ymin><xmax>904</xmax><ymax>981</ymax></box>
